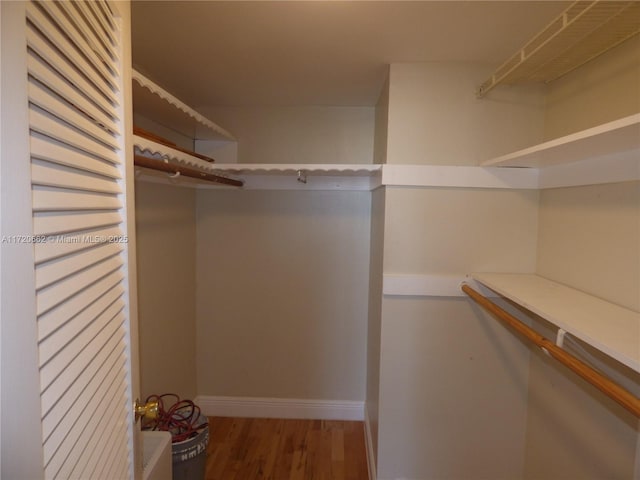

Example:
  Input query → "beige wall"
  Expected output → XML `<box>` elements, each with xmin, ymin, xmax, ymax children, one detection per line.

<box><xmin>523</xmin><ymin>36</ymin><xmax>640</xmax><ymax>479</ymax></box>
<box><xmin>366</xmin><ymin>77</ymin><xmax>390</xmax><ymax>468</ymax></box>
<box><xmin>195</xmin><ymin>189</ymin><xmax>371</xmax><ymax>400</ymax></box>
<box><xmin>378</xmin><ymin>296</ymin><xmax>532</xmax><ymax>480</ymax></box>
<box><xmin>377</xmin><ymin>187</ymin><xmax>538</xmax><ymax>479</ymax></box>
<box><xmin>523</xmin><ymin>315</ymin><xmax>639</xmax><ymax>480</ymax></box>
<box><xmin>524</xmin><ymin>181</ymin><xmax>640</xmax><ymax>479</ymax></box>
<box><xmin>199</xmin><ymin>106</ymin><xmax>375</xmax><ymax>164</ymax></box>
<box><xmin>133</xmin><ymin>113</ymin><xmax>193</xmax><ymax>151</ymax></box>
<box><xmin>375</xmin><ymin>60</ymin><xmax>544</xmax><ymax>479</ymax></box>
<box><xmin>135</xmin><ymin>181</ymin><xmax>197</xmax><ymax>401</ymax></box>
<box><xmin>383</xmin><ymin>188</ymin><xmax>539</xmax><ymax>274</ymax></box>
<box><xmin>386</xmin><ymin>62</ymin><xmax>545</xmax><ymax>165</ymax></box>
<box><xmin>373</xmin><ymin>74</ymin><xmax>389</xmax><ymax>166</ymax></box>
<box><xmin>537</xmin><ymin>181</ymin><xmax>640</xmax><ymax>312</ymax></box>
<box><xmin>544</xmin><ymin>35</ymin><xmax>640</xmax><ymax>140</ymax></box>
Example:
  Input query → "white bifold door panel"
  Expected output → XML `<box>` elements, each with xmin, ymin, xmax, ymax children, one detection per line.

<box><xmin>1</xmin><ymin>1</ymin><xmax>137</xmax><ymax>479</ymax></box>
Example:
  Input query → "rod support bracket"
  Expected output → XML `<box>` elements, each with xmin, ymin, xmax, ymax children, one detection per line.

<box><xmin>556</xmin><ymin>328</ymin><xmax>567</xmax><ymax>348</ymax></box>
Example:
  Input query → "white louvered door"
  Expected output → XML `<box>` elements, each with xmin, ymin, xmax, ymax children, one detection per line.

<box><xmin>1</xmin><ymin>1</ymin><xmax>139</xmax><ymax>479</ymax></box>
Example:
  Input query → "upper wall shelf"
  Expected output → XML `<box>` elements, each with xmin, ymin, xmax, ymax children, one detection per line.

<box><xmin>133</xmin><ymin>135</ymin><xmax>243</xmax><ymax>187</ymax></box>
<box><xmin>482</xmin><ymin>113</ymin><xmax>640</xmax><ymax>168</ymax></box>
<box><xmin>477</xmin><ymin>0</ymin><xmax>640</xmax><ymax>97</ymax></box>
<box><xmin>132</xmin><ymin>69</ymin><xmax>235</xmax><ymax>142</ymax></box>
<box><xmin>134</xmin><ymin>135</ymin><xmax>216</xmax><ymax>170</ymax></box>
<box><xmin>471</xmin><ymin>273</ymin><xmax>640</xmax><ymax>373</ymax></box>
<box><xmin>207</xmin><ymin>164</ymin><xmax>382</xmax><ymax>191</ymax></box>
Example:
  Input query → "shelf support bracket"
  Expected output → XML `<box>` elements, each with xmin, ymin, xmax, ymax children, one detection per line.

<box><xmin>556</xmin><ymin>328</ymin><xmax>567</xmax><ymax>348</ymax></box>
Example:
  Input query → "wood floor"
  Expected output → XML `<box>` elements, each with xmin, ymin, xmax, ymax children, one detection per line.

<box><xmin>205</xmin><ymin>417</ymin><xmax>369</xmax><ymax>480</ymax></box>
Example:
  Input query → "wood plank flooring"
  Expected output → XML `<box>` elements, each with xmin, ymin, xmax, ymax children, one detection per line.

<box><xmin>205</xmin><ymin>417</ymin><xmax>369</xmax><ymax>480</ymax></box>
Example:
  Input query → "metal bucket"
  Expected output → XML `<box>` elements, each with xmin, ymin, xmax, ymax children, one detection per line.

<box><xmin>171</xmin><ymin>414</ymin><xmax>209</xmax><ymax>480</ymax></box>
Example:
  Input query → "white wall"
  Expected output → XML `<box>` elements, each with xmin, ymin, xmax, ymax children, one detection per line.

<box><xmin>366</xmin><ymin>187</ymin><xmax>385</xmax><ymax>468</ymax></box>
<box><xmin>544</xmin><ymin>35</ymin><xmax>640</xmax><ymax>140</ymax></box>
<box><xmin>524</xmin><ymin>181</ymin><xmax>640</xmax><ymax>479</ymax></box>
<box><xmin>366</xmin><ymin>75</ymin><xmax>389</xmax><ymax>472</ymax></box>
<box><xmin>373</xmin><ymin>74</ymin><xmax>389</xmax><ymax>166</ymax></box>
<box><xmin>377</xmin><ymin>187</ymin><xmax>538</xmax><ymax>480</ymax></box>
<box><xmin>386</xmin><ymin>62</ymin><xmax>545</xmax><ymax>165</ymax></box>
<box><xmin>373</xmin><ymin>43</ymin><xmax>640</xmax><ymax>478</ymax></box>
<box><xmin>375</xmin><ymin>61</ymin><xmax>544</xmax><ymax>480</ymax></box>
<box><xmin>521</xmin><ymin>36</ymin><xmax>640</xmax><ymax>479</ymax></box>
<box><xmin>135</xmin><ymin>181</ymin><xmax>197</xmax><ymax>400</ymax></box>
<box><xmin>199</xmin><ymin>106</ymin><xmax>375</xmax><ymax>164</ymax></box>
<box><xmin>191</xmin><ymin>102</ymin><xmax>375</xmax><ymax>405</ymax></box>
<box><xmin>537</xmin><ymin>182</ymin><xmax>640</xmax><ymax>312</ymax></box>
<box><xmin>133</xmin><ymin>113</ymin><xmax>193</xmax><ymax>150</ymax></box>
<box><xmin>195</xmin><ymin>189</ymin><xmax>371</xmax><ymax>402</ymax></box>
<box><xmin>523</xmin><ymin>314</ymin><xmax>639</xmax><ymax>480</ymax></box>
<box><xmin>134</xmin><ymin>102</ymin><xmax>376</xmax><ymax>412</ymax></box>
<box><xmin>378</xmin><ymin>296</ymin><xmax>533</xmax><ymax>480</ymax></box>
<box><xmin>383</xmin><ymin>188</ymin><xmax>539</xmax><ymax>274</ymax></box>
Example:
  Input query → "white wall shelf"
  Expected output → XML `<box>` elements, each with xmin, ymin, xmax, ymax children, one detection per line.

<box><xmin>482</xmin><ymin>113</ymin><xmax>640</xmax><ymax>168</ymax></box>
<box><xmin>383</xmin><ymin>274</ymin><xmax>500</xmax><ymax>298</ymax></box>
<box><xmin>470</xmin><ymin>273</ymin><xmax>640</xmax><ymax>373</ymax></box>
<box><xmin>205</xmin><ymin>164</ymin><xmax>382</xmax><ymax>191</ymax></box>
<box><xmin>477</xmin><ymin>1</ymin><xmax>640</xmax><ymax>97</ymax></box>
<box><xmin>382</xmin><ymin>165</ymin><xmax>539</xmax><ymax>189</ymax></box>
<box><xmin>134</xmin><ymin>158</ymin><xmax>640</xmax><ymax>190</ymax></box>
<box><xmin>133</xmin><ymin>135</ymin><xmax>243</xmax><ymax>187</ymax></box>
<box><xmin>132</xmin><ymin>69</ymin><xmax>235</xmax><ymax>142</ymax></box>
<box><xmin>134</xmin><ymin>135</ymin><xmax>219</xmax><ymax>171</ymax></box>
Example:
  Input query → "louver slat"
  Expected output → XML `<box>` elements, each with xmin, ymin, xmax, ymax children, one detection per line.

<box><xmin>34</xmin><ymin>225</ymin><xmax>124</xmax><ymax>264</ymax></box>
<box><xmin>38</xmin><ymin>283</ymin><xmax>124</xmax><ymax>363</ymax></box>
<box><xmin>31</xmin><ymin>160</ymin><xmax>121</xmax><ymax>194</ymax></box>
<box><xmin>26</xmin><ymin>27</ymin><xmax>118</xmax><ymax>117</ymax></box>
<box><xmin>67</xmin><ymin>394</ymin><xmax>127</xmax><ymax>479</ymax></box>
<box><xmin>32</xmin><ymin>187</ymin><xmax>123</xmax><ymax>212</ymax></box>
<box><xmin>68</xmin><ymin>394</ymin><xmax>128</xmax><ymax>480</ymax></box>
<box><xmin>37</xmin><ymin>270</ymin><xmax>124</xmax><ymax>341</ymax></box>
<box><xmin>33</xmin><ymin>211</ymin><xmax>122</xmax><ymax>236</ymax></box>
<box><xmin>32</xmin><ymin>1</ymin><xmax>118</xmax><ymax>90</ymax></box>
<box><xmin>30</xmin><ymin>134</ymin><xmax>120</xmax><ymax>178</ymax></box>
<box><xmin>67</xmin><ymin>1</ymin><xmax>118</xmax><ymax>60</ymax></box>
<box><xmin>26</xmin><ymin>3</ymin><xmax>118</xmax><ymax>102</ymax></box>
<box><xmin>27</xmin><ymin>55</ymin><xmax>118</xmax><ymax>135</ymax></box>
<box><xmin>29</xmin><ymin>107</ymin><xmax>119</xmax><ymax>165</ymax></box>
<box><xmin>41</xmin><ymin>313</ymin><xmax>125</xmax><ymax>446</ymax></box>
<box><xmin>35</xmin><ymin>241</ymin><xmax>124</xmax><ymax>289</ymax></box>
<box><xmin>85</xmin><ymin>1</ymin><xmax>118</xmax><ymax>50</ymax></box>
<box><xmin>28</xmin><ymin>79</ymin><xmax>119</xmax><ymax>149</ymax></box>
<box><xmin>36</xmin><ymin>253</ymin><xmax>123</xmax><ymax>316</ymax></box>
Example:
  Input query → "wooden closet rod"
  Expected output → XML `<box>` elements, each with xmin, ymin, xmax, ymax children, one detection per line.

<box><xmin>461</xmin><ymin>283</ymin><xmax>640</xmax><ymax>418</ymax></box>
<box><xmin>134</xmin><ymin>155</ymin><xmax>243</xmax><ymax>187</ymax></box>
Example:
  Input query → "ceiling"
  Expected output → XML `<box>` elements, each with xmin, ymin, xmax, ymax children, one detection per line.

<box><xmin>131</xmin><ymin>1</ymin><xmax>569</xmax><ymax>107</ymax></box>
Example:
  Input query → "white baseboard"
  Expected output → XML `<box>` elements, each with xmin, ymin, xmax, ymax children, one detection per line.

<box><xmin>195</xmin><ymin>395</ymin><xmax>364</xmax><ymax>421</ymax></box>
<box><xmin>364</xmin><ymin>406</ymin><xmax>377</xmax><ymax>480</ymax></box>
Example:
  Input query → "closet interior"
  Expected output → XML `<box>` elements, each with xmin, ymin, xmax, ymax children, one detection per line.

<box><xmin>131</xmin><ymin>3</ymin><xmax>640</xmax><ymax>479</ymax></box>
